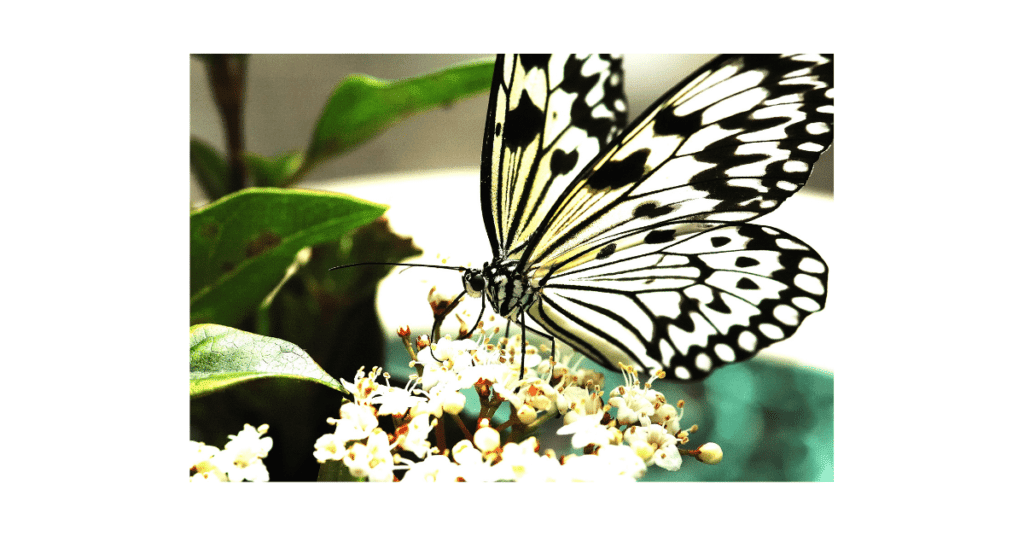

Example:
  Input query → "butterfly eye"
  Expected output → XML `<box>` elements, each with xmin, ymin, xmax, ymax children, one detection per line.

<box><xmin>462</xmin><ymin>269</ymin><xmax>485</xmax><ymax>297</ymax></box>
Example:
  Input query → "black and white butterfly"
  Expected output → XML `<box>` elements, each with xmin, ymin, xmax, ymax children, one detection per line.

<box><xmin>448</xmin><ymin>54</ymin><xmax>833</xmax><ymax>382</ymax></box>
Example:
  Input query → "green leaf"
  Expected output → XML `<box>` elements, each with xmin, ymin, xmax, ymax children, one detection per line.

<box><xmin>190</xmin><ymin>137</ymin><xmax>230</xmax><ymax>200</ymax></box>
<box><xmin>317</xmin><ymin>459</ymin><xmax>364</xmax><ymax>482</ymax></box>
<box><xmin>190</xmin><ymin>324</ymin><xmax>345</xmax><ymax>397</ymax></box>
<box><xmin>190</xmin><ymin>187</ymin><xmax>386</xmax><ymax>326</ymax></box>
<box><xmin>302</xmin><ymin>58</ymin><xmax>494</xmax><ymax>174</ymax></box>
<box><xmin>244</xmin><ymin>150</ymin><xmax>304</xmax><ymax>188</ymax></box>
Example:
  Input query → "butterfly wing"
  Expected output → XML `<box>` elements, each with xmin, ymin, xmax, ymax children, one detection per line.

<box><xmin>527</xmin><ymin>223</ymin><xmax>827</xmax><ymax>380</ymax></box>
<box><xmin>519</xmin><ymin>54</ymin><xmax>834</xmax><ymax>380</ymax></box>
<box><xmin>521</xmin><ymin>54</ymin><xmax>833</xmax><ymax>270</ymax></box>
<box><xmin>480</xmin><ymin>54</ymin><xmax>629</xmax><ymax>261</ymax></box>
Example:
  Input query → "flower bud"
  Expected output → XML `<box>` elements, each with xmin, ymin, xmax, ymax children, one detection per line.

<box><xmin>442</xmin><ymin>391</ymin><xmax>467</xmax><ymax>415</ymax></box>
<box><xmin>517</xmin><ymin>405</ymin><xmax>538</xmax><ymax>425</ymax></box>
<box><xmin>696</xmin><ymin>442</ymin><xmax>723</xmax><ymax>465</ymax></box>
<box><xmin>474</xmin><ymin>425</ymin><xmax>501</xmax><ymax>453</ymax></box>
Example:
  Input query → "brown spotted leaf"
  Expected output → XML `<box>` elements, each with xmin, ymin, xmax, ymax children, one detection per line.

<box><xmin>190</xmin><ymin>187</ymin><xmax>386</xmax><ymax>326</ymax></box>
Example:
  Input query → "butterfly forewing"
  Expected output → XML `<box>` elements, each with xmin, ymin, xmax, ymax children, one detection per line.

<box><xmin>522</xmin><ymin>54</ymin><xmax>833</xmax><ymax>270</ymax></box>
<box><xmin>481</xmin><ymin>54</ymin><xmax>629</xmax><ymax>260</ymax></box>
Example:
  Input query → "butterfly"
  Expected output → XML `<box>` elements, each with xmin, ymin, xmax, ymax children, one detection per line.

<box><xmin>447</xmin><ymin>54</ymin><xmax>835</xmax><ymax>383</ymax></box>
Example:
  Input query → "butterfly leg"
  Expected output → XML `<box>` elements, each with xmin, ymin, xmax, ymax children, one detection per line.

<box><xmin>518</xmin><ymin>309</ymin><xmax>528</xmax><ymax>387</ymax></box>
<box><xmin>429</xmin><ymin>289</ymin><xmax>468</xmax><ymax>362</ymax></box>
<box><xmin>456</xmin><ymin>295</ymin><xmax>487</xmax><ymax>342</ymax></box>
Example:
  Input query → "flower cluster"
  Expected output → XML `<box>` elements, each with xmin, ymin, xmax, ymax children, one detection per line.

<box><xmin>189</xmin><ymin>423</ymin><xmax>273</xmax><ymax>482</ymax></box>
<box><xmin>311</xmin><ymin>303</ymin><xmax>723</xmax><ymax>482</ymax></box>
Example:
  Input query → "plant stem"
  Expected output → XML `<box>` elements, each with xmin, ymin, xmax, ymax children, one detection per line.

<box><xmin>205</xmin><ymin>54</ymin><xmax>248</xmax><ymax>193</ymax></box>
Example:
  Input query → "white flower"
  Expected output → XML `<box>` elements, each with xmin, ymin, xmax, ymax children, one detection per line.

<box><xmin>490</xmin><ymin>367</ymin><xmax>557</xmax><ymax>419</ymax></box>
<box><xmin>608</xmin><ymin>367</ymin><xmax>672</xmax><ymax>428</ymax></box>
<box><xmin>651</xmin><ymin>400</ymin><xmax>683</xmax><ymax>435</ymax></box>
<box><xmin>490</xmin><ymin>437</ymin><xmax>561</xmax><ymax>482</ymax></box>
<box><xmin>219</xmin><ymin>424</ymin><xmax>273</xmax><ymax>482</ymax></box>
<box><xmin>415</xmin><ymin>337</ymin><xmax>477</xmax><ymax>392</ymax></box>
<box><xmin>596</xmin><ymin>444</ymin><xmax>648</xmax><ymax>480</ymax></box>
<box><xmin>189</xmin><ymin>441</ymin><xmax>227</xmax><ymax>482</ymax></box>
<box><xmin>516</xmin><ymin>452</ymin><xmax>563</xmax><ymax>482</ymax></box>
<box><xmin>449</xmin><ymin>439</ymin><xmax>495</xmax><ymax>482</ymax></box>
<box><xmin>339</xmin><ymin>366</ymin><xmax>385</xmax><ymax>405</ymax></box>
<box><xmin>624</xmin><ymin>424</ymin><xmax>682</xmax><ymax>471</ymax></box>
<box><xmin>558</xmin><ymin>384</ymin><xmax>603</xmax><ymax>419</ymax></box>
<box><xmin>522</xmin><ymin>381</ymin><xmax>558</xmax><ymax>413</ymax></box>
<box><xmin>546</xmin><ymin>346</ymin><xmax>604</xmax><ymax>388</ymax></box>
<box><xmin>313</xmin><ymin>434</ymin><xmax>344</xmax><ymax>463</ymax></box>
<box><xmin>344</xmin><ymin>428</ymin><xmax>395</xmax><ymax>482</ymax></box>
<box><xmin>454</xmin><ymin>343</ymin><xmax>511</xmax><ymax>387</ymax></box>
<box><xmin>557</xmin><ymin>412</ymin><xmax>616</xmax><ymax>449</ymax></box>
<box><xmin>400</xmin><ymin>453</ymin><xmax>460</xmax><ymax>482</ymax></box>
<box><xmin>335</xmin><ymin>403</ymin><xmax>379</xmax><ymax>442</ymax></box>
<box><xmin>560</xmin><ymin>451</ymin><xmax>637</xmax><ymax>482</ymax></box>
<box><xmin>370</xmin><ymin>385</ymin><xmax>425</xmax><ymax>417</ymax></box>
<box><xmin>315</xmin><ymin>403</ymin><xmax>382</xmax><ymax>462</ymax></box>
<box><xmin>410</xmin><ymin>395</ymin><xmax>443</xmax><ymax>419</ymax></box>
<box><xmin>501</xmin><ymin>334</ymin><xmax>544</xmax><ymax>373</ymax></box>
<box><xmin>395</xmin><ymin>413</ymin><xmax>435</xmax><ymax>458</ymax></box>
<box><xmin>609</xmin><ymin>388</ymin><xmax>655</xmax><ymax>427</ymax></box>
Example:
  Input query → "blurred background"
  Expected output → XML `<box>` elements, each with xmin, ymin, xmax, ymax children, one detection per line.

<box><xmin>190</xmin><ymin>54</ymin><xmax>832</xmax><ymax>201</ymax></box>
<box><xmin>190</xmin><ymin>55</ymin><xmax>834</xmax><ymax>481</ymax></box>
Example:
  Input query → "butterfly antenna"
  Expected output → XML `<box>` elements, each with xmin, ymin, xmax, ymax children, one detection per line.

<box><xmin>330</xmin><ymin>261</ymin><xmax>469</xmax><ymax>362</ymax></box>
<box><xmin>329</xmin><ymin>261</ymin><xmax>467</xmax><ymax>273</ymax></box>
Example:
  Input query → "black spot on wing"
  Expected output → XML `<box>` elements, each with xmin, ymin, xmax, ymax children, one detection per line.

<box><xmin>705</xmin><ymin>292</ymin><xmax>732</xmax><ymax>314</ymax></box>
<box><xmin>652</xmin><ymin>105</ymin><xmax>703</xmax><ymax>138</ymax></box>
<box><xmin>711</xmin><ymin>235</ymin><xmax>730</xmax><ymax>248</ymax></box>
<box><xmin>737</xmin><ymin>277</ymin><xmax>759</xmax><ymax>290</ymax></box>
<box><xmin>633</xmin><ymin>201</ymin><xmax>675</xmax><ymax>219</ymax></box>
<box><xmin>644</xmin><ymin>229</ymin><xmax>675</xmax><ymax>244</ymax></box>
<box><xmin>735</xmin><ymin>256</ymin><xmax>758</xmax><ymax>268</ymax></box>
<box><xmin>596</xmin><ymin>243</ymin><xmax>616</xmax><ymax>259</ymax></box>
<box><xmin>503</xmin><ymin>92</ymin><xmax>545</xmax><ymax>152</ymax></box>
<box><xmin>550</xmin><ymin>148</ymin><xmax>579</xmax><ymax>178</ymax></box>
<box><xmin>586</xmin><ymin>150</ymin><xmax>649</xmax><ymax>190</ymax></box>
<box><xmin>494</xmin><ymin>123</ymin><xmax>501</xmax><ymax>137</ymax></box>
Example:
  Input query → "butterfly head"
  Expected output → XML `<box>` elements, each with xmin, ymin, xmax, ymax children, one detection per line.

<box><xmin>461</xmin><ymin>265</ymin><xmax>486</xmax><ymax>299</ymax></box>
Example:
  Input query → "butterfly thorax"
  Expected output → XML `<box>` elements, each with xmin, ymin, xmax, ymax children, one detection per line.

<box><xmin>463</xmin><ymin>260</ymin><xmax>537</xmax><ymax>318</ymax></box>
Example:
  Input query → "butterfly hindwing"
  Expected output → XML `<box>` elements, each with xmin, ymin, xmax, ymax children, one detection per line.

<box><xmin>528</xmin><ymin>223</ymin><xmax>827</xmax><ymax>380</ymax></box>
<box><xmin>481</xmin><ymin>54</ymin><xmax>629</xmax><ymax>260</ymax></box>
